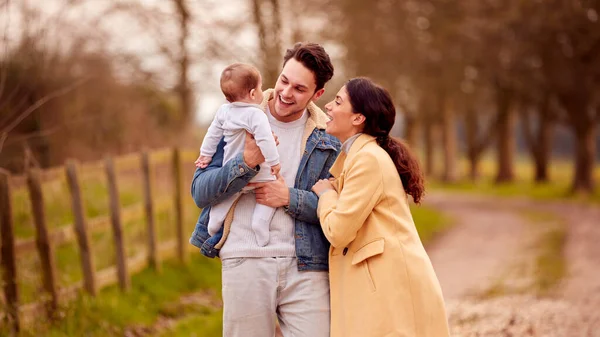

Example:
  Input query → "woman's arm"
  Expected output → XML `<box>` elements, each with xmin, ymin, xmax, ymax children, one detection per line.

<box><xmin>317</xmin><ymin>152</ymin><xmax>383</xmax><ymax>248</ymax></box>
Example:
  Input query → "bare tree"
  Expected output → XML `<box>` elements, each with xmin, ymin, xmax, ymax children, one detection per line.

<box><xmin>173</xmin><ymin>0</ymin><xmax>193</xmax><ymax>124</ymax></box>
<box><xmin>520</xmin><ymin>92</ymin><xmax>555</xmax><ymax>183</ymax></box>
<box><xmin>251</xmin><ymin>0</ymin><xmax>283</xmax><ymax>86</ymax></box>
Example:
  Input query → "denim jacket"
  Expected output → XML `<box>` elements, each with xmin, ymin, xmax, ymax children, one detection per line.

<box><xmin>189</xmin><ymin>91</ymin><xmax>341</xmax><ymax>271</ymax></box>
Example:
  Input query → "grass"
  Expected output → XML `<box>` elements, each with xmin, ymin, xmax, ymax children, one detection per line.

<box><xmin>7</xmin><ymin>254</ymin><xmax>222</xmax><ymax>337</ymax></box>
<box><xmin>520</xmin><ymin>211</ymin><xmax>567</xmax><ymax>296</ymax></box>
<box><xmin>535</xmin><ymin>228</ymin><xmax>566</xmax><ymax>295</ymax></box>
<box><xmin>7</xmin><ymin>150</ymin><xmax>203</xmax><ymax>304</ymax></box>
<box><xmin>411</xmin><ymin>204</ymin><xmax>453</xmax><ymax>245</ymax></box>
<box><xmin>158</xmin><ymin>310</ymin><xmax>223</xmax><ymax>337</ymax></box>
<box><xmin>12</xmin><ymin>168</ymin><xmax>144</xmax><ymax>239</ymax></box>
<box><xmin>13</xmin><ymin>194</ymin><xmax>200</xmax><ymax>304</ymax></box>
<box><xmin>476</xmin><ymin>210</ymin><xmax>567</xmax><ymax>299</ymax></box>
<box><xmin>427</xmin><ymin>156</ymin><xmax>600</xmax><ymax>204</ymax></box>
<box><xmin>477</xmin><ymin>281</ymin><xmax>509</xmax><ymax>300</ymax></box>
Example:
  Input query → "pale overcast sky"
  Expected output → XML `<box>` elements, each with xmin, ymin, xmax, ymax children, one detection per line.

<box><xmin>1</xmin><ymin>0</ymin><xmax>338</xmax><ymax>126</ymax></box>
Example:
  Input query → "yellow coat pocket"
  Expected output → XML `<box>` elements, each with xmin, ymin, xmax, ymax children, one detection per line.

<box><xmin>351</xmin><ymin>238</ymin><xmax>385</xmax><ymax>265</ymax></box>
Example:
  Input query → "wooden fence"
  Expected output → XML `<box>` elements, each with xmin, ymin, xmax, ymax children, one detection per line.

<box><xmin>0</xmin><ymin>148</ymin><xmax>189</xmax><ymax>333</ymax></box>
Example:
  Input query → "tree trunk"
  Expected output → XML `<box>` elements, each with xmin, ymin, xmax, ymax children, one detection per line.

<box><xmin>571</xmin><ymin>122</ymin><xmax>596</xmax><ymax>194</ymax></box>
<box><xmin>495</xmin><ymin>86</ymin><xmax>515</xmax><ymax>183</ymax></box>
<box><xmin>441</xmin><ymin>97</ymin><xmax>457</xmax><ymax>182</ymax></box>
<box><xmin>423</xmin><ymin>119</ymin><xmax>435</xmax><ymax>176</ymax></box>
<box><xmin>268</xmin><ymin>0</ymin><xmax>282</xmax><ymax>64</ymax></box>
<box><xmin>559</xmin><ymin>91</ymin><xmax>596</xmax><ymax>194</ymax></box>
<box><xmin>520</xmin><ymin>96</ymin><xmax>553</xmax><ymax>183</ymax></box>
<box><xmin>464</xmin><ymin>108</ymin><xmax>479</xmax><ymax>180</ymax></box>
<box><xmin>468</xmin><ymin>152</ymin><xmax>480</xmax><ymax>180</ymax></box>
<box><xmin>173</xmin><ymin>0</ymin><xmax>192</xmax><ymax>123</ymax></box>
<box><xmin>533</xmin><ymin>111</ymin><xmax>552</xmax><ymax>183</ymax></box>
<box><xmin>404</xmin><ymin>114</ymin><xmax>419</xmax><ymax>149</ymax></box>
<box><xmin>251</xmin><ymin>0</ymin><xmax>282</xmax><ymax>87</ymax></box>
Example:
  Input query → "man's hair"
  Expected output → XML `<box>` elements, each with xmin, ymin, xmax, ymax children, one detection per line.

<box><xmin>220</xmin><ymin>63</ymin><xmax>261</xmax><ymax>102</ymax></box>
<box><xmin>283</xmin><ymin>42</ymin><xmax>334</xmax><ymax>91</ymax></box>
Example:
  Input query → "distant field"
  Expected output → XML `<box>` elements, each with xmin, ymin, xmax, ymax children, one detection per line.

<box><xmin>427</xmin><ymin>156</ymin><xmax>600</xmax><ymax>204</ymax></box>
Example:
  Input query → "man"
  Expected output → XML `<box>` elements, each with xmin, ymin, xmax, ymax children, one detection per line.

<box><xmin>189</xmin><ymin>42</ymin><xmax>340</xmax><ymax>337</ymax></box>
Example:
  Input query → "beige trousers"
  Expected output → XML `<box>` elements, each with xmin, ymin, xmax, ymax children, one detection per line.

<box><xmin>221</xmin><ymin>257</ymin><xmax>330</xmax><ymax>337</ymax></box>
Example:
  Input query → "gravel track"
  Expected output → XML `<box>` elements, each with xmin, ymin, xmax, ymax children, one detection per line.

<box><xmin>424</xmin><ymin>193</ymin><xmax>600</xmax><ymax>336</ymax></box>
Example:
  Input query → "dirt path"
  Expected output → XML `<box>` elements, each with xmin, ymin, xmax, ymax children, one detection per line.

<box><xmin>425</xmin><ymin>194</ymin><xmax>529</xmax><ymax>300</ymax></box>
<box><xmin>423</xmin><ymin>192</ymin><xmax>600</xmax><ymax>336</ymax></box>
<box><xmin>551</xmin><ymin>203</ymin><xmax>600</xmax><ymax>303</ymax></box>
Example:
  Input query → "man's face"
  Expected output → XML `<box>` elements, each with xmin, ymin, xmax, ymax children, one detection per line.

<box><xmin>271</xmin><ymin>58</ymin><xmax>325</xmax><ymax>123</ymax></box>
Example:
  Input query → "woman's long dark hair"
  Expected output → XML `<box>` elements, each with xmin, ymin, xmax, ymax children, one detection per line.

<box><xmin>345</xmin><ymin>77</ymin><xmax>425</xmax><ymax>204</ymax></box>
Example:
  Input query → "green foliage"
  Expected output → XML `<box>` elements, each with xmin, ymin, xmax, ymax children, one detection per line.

<box><xmin>411</xmin><ymin>205</ymin><xmax>453</xmax><ymax>245</ymax></box>
<box><xmin>12</xmin><ymin>255</ymin><xmax>222</xmax><ymax>337</ymax></box>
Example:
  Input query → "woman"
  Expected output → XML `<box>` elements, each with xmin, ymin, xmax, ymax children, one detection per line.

<box><xmin>312</xmin><ymin>78</ymin><xmax>450</xmax><ymax>337</ymax></box>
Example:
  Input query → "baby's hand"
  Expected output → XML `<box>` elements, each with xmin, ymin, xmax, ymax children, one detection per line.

<box><xmin>195</xmin><ymin>155</ymin><xmax>212</xmax><ymax>168</ymax></box>
<box><xmin>270</xmin><ymin>163</ymin><xmax>281</xmax><ymax>176</ymax></box>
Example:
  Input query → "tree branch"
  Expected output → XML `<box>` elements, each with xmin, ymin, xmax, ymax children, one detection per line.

<box><xmin>0</xmin><ymin>131</ymin><xmax>7</xmax><ymax>154</ymax></box>
<box><xmin>1</xmin><ymin>76</ymin><xmax>90</xmax><ymax>134</ymax></box>
<box><xmin>0</xmin><ymin>93</ymin><xmax>29</xmax><ymax>129</ymax></box>
<box><xmin>3</xmin><ymin>111</ymin><xmax>106</xmax><ymax>148</ymax></box>
<box><xmin>0</xmin><ymin>0</ymin><xmax>12</xmax><ymax>101</ymax></box>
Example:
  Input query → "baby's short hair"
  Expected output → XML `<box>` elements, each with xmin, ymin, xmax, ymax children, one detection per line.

<box><xmin>220</xmin><ymin>63</ymin><xmax>261</xmax><ymax>102</ymax></box>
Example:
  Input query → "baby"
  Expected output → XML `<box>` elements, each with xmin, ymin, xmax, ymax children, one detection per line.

<box><xmin>195</xmin><ymin>63</ymin><xmax>280</xmax><ymax>247</ymax></box>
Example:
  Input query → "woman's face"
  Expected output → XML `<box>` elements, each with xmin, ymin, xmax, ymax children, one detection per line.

<box><xmin>324</xmin><ymin>86</ymin><xmax>364</xmax><ymax>143</ymax></box>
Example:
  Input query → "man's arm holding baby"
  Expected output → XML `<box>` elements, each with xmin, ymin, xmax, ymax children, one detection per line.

<box><xmin>191</xmin><ymin>133</ymin><xmax>263</xmax><ymax>209</ymax></box>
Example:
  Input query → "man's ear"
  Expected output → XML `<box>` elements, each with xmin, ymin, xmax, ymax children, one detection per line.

<box><xmin>311</xmin><ymin>88</ymin><xmax>325</xmax><ymax>102</ymax></box>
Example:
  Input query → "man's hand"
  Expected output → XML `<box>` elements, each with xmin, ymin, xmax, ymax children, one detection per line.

<box><xmin>243</xmin><ymin>131</ymin><xmax>279</xmax><ymax>168</ymax></box>
<box><xmin>250</xmin><ymin>174</ymin><xmax>290</xmax><ymax>208</ymax></box>
<box><xmin>243</xmin><ymin>131</ymin><xmax>264</xmax><ymax>168</ymax></box>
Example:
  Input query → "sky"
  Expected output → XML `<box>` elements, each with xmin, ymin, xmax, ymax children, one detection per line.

<box><xmin>1</xmin><ymin>0</ymin><xmax>261</xmax><ymax>126</ymax></box>
<box><xmin>1</xmin><ymin>0</ymin><xmax>344</xmax><ymax>127</ymax></box>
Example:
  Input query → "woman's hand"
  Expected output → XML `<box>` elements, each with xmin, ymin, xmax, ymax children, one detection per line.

<box><xmin>312</xmin><ymin>178</ymin><xmax>335</xmax><ymax>196</ymax></box>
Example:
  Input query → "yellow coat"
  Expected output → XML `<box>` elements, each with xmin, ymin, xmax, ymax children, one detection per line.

<box><xmin>318</xmin><ymin>134</ymin><xmax>450</xmax><ymax>337</ymax></box>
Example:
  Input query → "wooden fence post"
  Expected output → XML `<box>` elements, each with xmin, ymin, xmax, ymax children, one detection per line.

<box><xmin>0</xmin><ymin>169</ymin><xmax>20</xmax><ymax>332</ymax></box>
<box><xmin>26</xmin><ymin>168</ymin><xmax>59</xmax><ymax>319</ymax></box>
<box><xmin>141</xmin><ymin>152</ymin><xmax>160</xmax><ymax>272</ymax></box>
<box><xmin>65</xmin><ymin>160</ymin><xmax>97</xmax><ymax>296</ymax></box>
<box><xmin>104</xmin><ymin>157</ymin><xmax>130</xmax><ymax>291</ymax></box>
<box><xmin>172</xmin><ymin>148</ymin><xmax>186</xmax><ymax>263</ymax></box>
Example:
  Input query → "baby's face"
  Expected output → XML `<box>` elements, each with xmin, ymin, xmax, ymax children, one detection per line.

<box><xmin>251</xmin><ymin>76</ymin><xmax>264</xmax><ymax>104</ymax></box>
